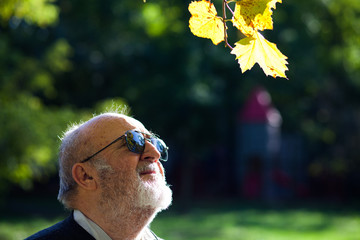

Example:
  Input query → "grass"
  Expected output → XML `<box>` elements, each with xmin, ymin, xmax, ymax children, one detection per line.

<box><xmin>0</xmin><ymin>216</ymin><xmax>64</xmax><ymax>240</ymax></box>
<box><xmin>151</xmin><ymin>201</ymin><xmax>360</xmax><ymax>240</ymax></box>
<box><xmin>1</xmin><ymin>199</ymin><xmax>359</xmax><ymax>240</ymax></box>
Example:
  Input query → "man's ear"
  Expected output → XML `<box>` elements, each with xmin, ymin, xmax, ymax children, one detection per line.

<box><xmin>72</xmin><ymin>163</ymin><xmax>97</xmax><ymax>191</ymax></box>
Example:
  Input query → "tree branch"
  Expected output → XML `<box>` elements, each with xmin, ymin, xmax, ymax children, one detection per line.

<box><xmin>223</xmin><ymin>0</ymin><xmax>233</xmax><ymax>49</ymax></box>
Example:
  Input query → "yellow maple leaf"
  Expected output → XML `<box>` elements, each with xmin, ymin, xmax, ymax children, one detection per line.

<box><xmin>232</xmin><ymin>0</ymin><xmax>282</xmax><ymax>36</ymax></box>
<box><xmin>188</xmin><ymin>0</ymin><xmax>225</xmax><ymax>45</ymax></box>
<box><xmin>231</xmin><ymin>31</ymin><xmax>288</xmax><ymax>79</ymax></box>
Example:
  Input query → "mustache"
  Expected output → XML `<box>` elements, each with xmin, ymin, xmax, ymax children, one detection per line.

<box><xmin>136</xmin><ymin>164</ymin><xmax>158</xmax><ymax>174</ymax></box>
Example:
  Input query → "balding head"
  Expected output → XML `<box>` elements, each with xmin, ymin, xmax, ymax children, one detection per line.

<box><xmin>57</xmin><ymin>112</ymin><xmax>141</xmax><ymax>209</ymax></box>
<box><xmin>31</xmin><ymin>110</ymin><xmax>172</xmax><ymax>240</ymax></box>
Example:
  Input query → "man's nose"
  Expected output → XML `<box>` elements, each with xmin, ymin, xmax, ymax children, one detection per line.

<box><xmin>140</xmin><ymin>140</ymin><xmax>160</xmax><ymax>162</ymax></box>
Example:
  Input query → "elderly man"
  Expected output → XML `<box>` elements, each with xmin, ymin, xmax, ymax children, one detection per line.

<box><xmin>26</xmin><ymin>112</ymin><xmax>173</xmax><ymax>240</ymax></box>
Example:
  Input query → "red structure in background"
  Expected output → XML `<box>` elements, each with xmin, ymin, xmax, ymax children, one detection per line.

<box><xmin>235</xmin><ymin>86</ymin><xmax>294</xmax><ymax>201</ymax></box>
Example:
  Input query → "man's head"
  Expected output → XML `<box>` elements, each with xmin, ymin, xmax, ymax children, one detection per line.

<box><xmin>57</xmin><ymin>112</ymin><xmax>172</xmax><ymax>217</ymax></box>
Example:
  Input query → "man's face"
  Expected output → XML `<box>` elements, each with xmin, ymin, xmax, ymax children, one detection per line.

<box><xmin>90</xmin><ymin>115</ymin><xmax>172</xmax><ymax>213</ymax></box>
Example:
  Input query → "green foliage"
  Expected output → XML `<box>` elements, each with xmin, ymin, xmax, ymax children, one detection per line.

<box><xmin>276</xmin><ymin>0</ymin><xmax>360</xmax><ymax>169</ymax></box>
<box><xmin>0</xmin><ymin>0</ymin><xmax>59</xmax><ymax>27</ymax></box>
<box><xmin>321</xmin><ymin>0</ymin><xmax>360</xmax><ymax>87</ymax></box>
<box><xmin>44</xmin><ymin>39</ymin><xmax>73</xmax><ymax>74</ymax></box>
<box><xmin>140</xmin><ymin>2</ymin><xmax>184</xmax><ymax>37</ymax></box>
<box><xmin>0</xmin><ymin>95</ymin><xmax>88</xmax><ymax>190</ymax></box>
<box><xmin>0</xmin><ymin>1</ymin><xmax>76</xmax><ymax>191</ymax></box>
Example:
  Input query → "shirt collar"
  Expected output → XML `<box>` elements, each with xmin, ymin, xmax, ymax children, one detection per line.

<box><xmin>74</xmin><ymin>210</ymin><xmax>112</xmax><ymax>240</ymax></box>
<box><xmin>73</xmin><ymin>210</ymin><xmax>160</xmax><ymax>240</ymax></box>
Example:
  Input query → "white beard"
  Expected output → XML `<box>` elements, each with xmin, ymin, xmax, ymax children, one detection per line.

<box><xmin>97</xmin><ymin>162</ymin><xmax>172</xmax><ymax>222</ymax></box>
<box><xmin>135</xmin><ymin>172</ymin><xmax>173</xmax><ymax>211</ymax></box>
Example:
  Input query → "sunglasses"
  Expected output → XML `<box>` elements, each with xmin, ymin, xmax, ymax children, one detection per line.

<box><xmin>80</xmin><ymin>129</ymin><xmax>168</xmax><ymax>163</ymax></box>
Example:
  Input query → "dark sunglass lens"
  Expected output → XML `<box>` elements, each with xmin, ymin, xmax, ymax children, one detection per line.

<box><xmin>151</xmin><ymin>138</ymin><xmax>168</xmax><ymax>161</ymax></box>
<box><xmin>126</xmin><ymin>131</ymin><xmax>145</xmax><ymax>153</ymax></box>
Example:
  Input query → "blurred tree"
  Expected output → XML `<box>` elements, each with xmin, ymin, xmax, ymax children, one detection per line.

<box><xmin>0</xmin><ymin>0</ymin><xmax>87</xmax><ymax>193</ymax></box>
<box><xmin>0</xmin><ymin>0</ymin><xmax>59</xmax><ymax>27</ymax></box>
<box><xmin>260</xmin><ymin>0</ymin><xmax>360</xmax><ymax>199</ymax></box>
<box><xmin>0</xmin><ymin>0</ymin><xmax>359</xmax><ymax>200</ymax></box>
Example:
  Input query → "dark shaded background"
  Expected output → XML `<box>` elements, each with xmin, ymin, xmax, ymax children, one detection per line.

<box><xmin>1</xmin><ymin>0</ymin><xmax>360</xmax><ymax>209</ymax></box>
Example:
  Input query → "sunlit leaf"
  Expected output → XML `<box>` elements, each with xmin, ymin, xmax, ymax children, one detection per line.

<box><xmin>232</xmin><ymin>0</ymin><xmax>282</xmax><ymax>36</ymax></box>
<box><xmin>188</xmin><ymin>0</ymin><xmax>225</xmax><ymax>45</ymax></box>
<box><xmin>231</xmin><ymin>31</ymin><xmax>288</xmax><ymax>78</ymax></box>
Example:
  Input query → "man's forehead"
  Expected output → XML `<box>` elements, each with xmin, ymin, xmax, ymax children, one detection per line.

<box><xmin>124</xmin><ymin>116</ymin><xmax>146</xmax><ymax>130</ymax></box>
<box><xmin>118</xmin><ymin>116</ymin><xmax>150</xmax><ymax>135</ymax></box>
<box><xmin>85</xmin><ymin>114</ymin><xmax>148</xmax><ymax>137</ymax></box>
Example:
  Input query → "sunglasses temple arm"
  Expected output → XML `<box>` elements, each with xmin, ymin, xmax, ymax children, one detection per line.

<box><xmin>80</xmin><ymin>135</ymin><xmax>125</xmax><ymax>163</ymax></box>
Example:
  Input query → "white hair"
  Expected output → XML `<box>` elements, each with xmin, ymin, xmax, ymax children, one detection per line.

<box><xmin>57</xmin><ymin>123</ymin><xmax>84</xmax><ymax>209</ymax></box>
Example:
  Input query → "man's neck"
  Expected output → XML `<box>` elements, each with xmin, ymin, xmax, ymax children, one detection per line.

<box><xmin>81</xmin><ymin>206</ymin><xmax>158</xmax><ymax>240</ymax></box>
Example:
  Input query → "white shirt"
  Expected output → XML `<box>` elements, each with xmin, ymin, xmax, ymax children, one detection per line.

<box><xmin>73</xmin><ymin>210</ymin><xmax>160</xmax><ymax>240</ymax></box>
<box><xmin>74</xmin><ymin>210</ymin><xmax>112</xmax><ymax>240</ymax></box>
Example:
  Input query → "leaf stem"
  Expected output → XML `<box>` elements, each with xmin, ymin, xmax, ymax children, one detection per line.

<box><xmin>226</xmin><ymin>1</ymin><xmax>234</xmax><ymax>15</ymax></box>
<box><xmin>223</xmin><ymin>0</ymin><xmax>233</xmax><ymax>49</ymax></box>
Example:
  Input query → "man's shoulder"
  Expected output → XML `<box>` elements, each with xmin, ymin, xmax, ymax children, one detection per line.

<box><xmin>25</xmin><ymin>213</ymin><xmax>95</xmax><ymax>240</ymax></box>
